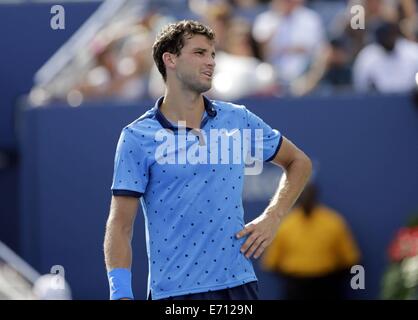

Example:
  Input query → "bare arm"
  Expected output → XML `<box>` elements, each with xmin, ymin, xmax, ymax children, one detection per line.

<box><xmin>400</xmin><ymin>0</ymin><xmax>416</xmax><ymax>19</ymax></box>
<box><xmin>290</xmin><ymin>44</ymin><xmax>331</xmax><ymax>97</ymax></box>
<box><xmin>237</xmin><ymin>136</ymin><xmax>312</xmax><ymax>259</ymax></box>
<box><xmin>104</xmin><ymin>195</ymin><xmax>139</xmax><ymax>271</ymax></box>
<box><xmin>264</xmin><ymin>137</ymin><xmax>312</xmax><ymax>221</ymax></box>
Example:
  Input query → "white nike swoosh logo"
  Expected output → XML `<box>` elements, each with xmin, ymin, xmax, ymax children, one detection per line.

<box><xmin>225</xmin><ymin>129</ymin><xmax>239</xmax><ymax>136</ymax></box>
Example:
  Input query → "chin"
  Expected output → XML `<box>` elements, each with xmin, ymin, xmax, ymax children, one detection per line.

<box><xmin>192</xmin><ymin>83</ymin><xmax>212</xmax><ymax>94</ymax></box>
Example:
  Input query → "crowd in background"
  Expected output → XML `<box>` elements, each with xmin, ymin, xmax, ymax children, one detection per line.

<box><xmin>29</xmin><ymin>0</ymin><xmax>418</xmax><ymax>106</ymax></box>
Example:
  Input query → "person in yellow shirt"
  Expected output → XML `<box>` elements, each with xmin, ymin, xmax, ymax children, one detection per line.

<box><xmin>261</xmin><ymin>183</ymin><xmax>361</xmax><ymax>299</ymax></box>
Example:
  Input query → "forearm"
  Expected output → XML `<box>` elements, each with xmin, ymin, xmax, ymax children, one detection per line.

<box><xmin>291</xmin><ymin>46</ymin><xmax>330</xmax><ymax>96</ymax></box>
<box><xmin>265</xmin><ymin>156</ymin><xmax>312</xmax><ymax>221</ymax></box>
<box><xmin>104</xmin><ymin>218</ymin><xmax>133</xmax><ymax>271</ymax></box>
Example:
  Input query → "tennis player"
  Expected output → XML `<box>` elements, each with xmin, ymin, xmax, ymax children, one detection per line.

<box><xmin>104</xmin><ymin>20</ymin><xmax>312</xmax><ymax>300</ymax></box>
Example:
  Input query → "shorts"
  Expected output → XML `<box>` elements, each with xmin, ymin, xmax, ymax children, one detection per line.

<box><xmin>148</xmin><ymin>281</ymin><xmax>259</xmax><ymax>300</ymax></box>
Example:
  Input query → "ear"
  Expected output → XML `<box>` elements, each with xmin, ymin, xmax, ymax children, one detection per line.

<box><xmin>162</xmin><ymin>52</ymin><xmax>176</xmax><ymax>71</ymax></box>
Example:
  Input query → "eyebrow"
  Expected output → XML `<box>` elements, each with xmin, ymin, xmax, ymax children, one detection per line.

<box><xmin>193</xmin><ymin>48</ymin><xmax>216</xmax><ymax>56</ymax></box>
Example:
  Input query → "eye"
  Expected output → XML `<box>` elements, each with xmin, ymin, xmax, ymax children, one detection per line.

<box><xmin>195</xmin><ymin>51</ymin><xmax>204</xmax><ymax>56</ymax></box>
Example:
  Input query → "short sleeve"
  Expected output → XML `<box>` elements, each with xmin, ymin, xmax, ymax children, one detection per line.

<box><xmin>111</xmin><ymin>128</ymin><xmax>149</xmax><ymax>197</ymax></box>
<box><xmin>244</xmin><ymin>106</ymin><xmax>282</xmax><ymax>162</ymax></box>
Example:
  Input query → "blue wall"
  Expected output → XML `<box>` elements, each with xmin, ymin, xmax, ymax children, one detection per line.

<box><xmin>0</xmin><ymin>2</ymin><xmax>99</xmax><ymax>149</ymax></box>
<box><xmin>19</xmin><ymin>94</ymin><xmax>418</xmax><ymax>299</ymax></box>
<box><xmin>0</xmin><ymin>1</ymin><xmax>99</xmax><ymax>252</ymax></box>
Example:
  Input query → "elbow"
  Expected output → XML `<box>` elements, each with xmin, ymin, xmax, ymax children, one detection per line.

<box><xmin>302</xmin><ymin>154</ymin><xmax>313</xmax><ymax>182</ymax></box>
<box><xmin>290</xmin><ymin>152</ymin><xmax>313</xmax><ymax>181</ymax></box>
<box><xmin>303</xmin><ymin>154</ymin><xmax>313</xmax><ymax>179</ymax></box>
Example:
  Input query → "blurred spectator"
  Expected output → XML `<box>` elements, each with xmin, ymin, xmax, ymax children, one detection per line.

<box><xmin>227</xmin><ymin>0</ymin><xmax>270</xmax><ymax>23</ymax></box>
<box><xmin>208</xmin><ymin>18</ymin><xmax>277</xmax><ymax>99</ymax></box>
<box><xmin>299</xmin><ymin>0</ymin><xmax>416</xmax><ymax>96</ymax></box>
<box><xmin>322</xmin><ymin>38</ymin><xmax>352</xmax><ymax>88</ymax></box>
<box><xmin>74</xmin><ymin>22</ymin><xmax>154</xmax><ymax>102</ymax></box>
<box><xmin>290</xmin><ymin>37</ymin><xmax>352</xmax><ymax>96</ymax></box>
<box><xmin>381</xmin><ymin>212</ymin><xmax>418</xmax><ymax>299</ymax></box>
<box><xmin>252</xmin><ymin>0</ymin><xmax>326</xmax><ymax>91</ymax></box>
<box><xmin>394</xmin><ymin>0</ymin><xmax>417</xmax><ymax>41</ymax></box>
<box><xmin>353</xmin><ymin>21</ymin><xmax>418</xmax><ymax>93</ymax></box>
<box><xmin>261</xmin><ymin>183</ymin><xmax>361</xmax><ymax>299</ymax></box>
<box><xmin>330</xmin><ymin>0</ymin><xmax>399</xmax><ymax>61</ymax></box>
<box><xmin>203</xmin><ymin>2</ymin><xmax>233</xmax><ymax>51</ymax></box>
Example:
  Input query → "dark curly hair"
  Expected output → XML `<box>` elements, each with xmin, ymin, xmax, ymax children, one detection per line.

<box><xmin>152</xmin><ymin>20</ymin><xmax>215</xmax><ymax>81</ymax></box>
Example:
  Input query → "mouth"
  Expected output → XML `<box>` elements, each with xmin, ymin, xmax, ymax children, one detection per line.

<box><xmin>202</xmin><ymin>71</ymin><xmax>213</xmax><ymax>78</ymax></box>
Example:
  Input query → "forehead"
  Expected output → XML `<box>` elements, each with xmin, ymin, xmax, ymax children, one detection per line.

<box><xmin>182</xmin><ymin>34</ymin><xmax>215</xmax><ymax>50</ymax></box>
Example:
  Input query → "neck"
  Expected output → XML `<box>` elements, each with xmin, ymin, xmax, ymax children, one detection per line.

<box><xmin>160</xmin><ymin>84</ymin><xmax>205</xmax><ymax>128</ymax></box>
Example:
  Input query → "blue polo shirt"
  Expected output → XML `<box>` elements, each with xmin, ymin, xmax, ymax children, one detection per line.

<box><xmin>111</xmin><ymin>96</ymin><xmax>282</xmax><ymax>300</ymax></box>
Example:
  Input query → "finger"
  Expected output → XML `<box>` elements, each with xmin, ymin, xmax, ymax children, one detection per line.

<box><xmin>244</xmin><ymin>237</ymin><xmax>264</xmax><ymax>259</ymax></box>
<box><xmin>240</xmin><ymin>233</ymin><xmax>258</xmax><ymax>254</ymax></box>
<box><xmin>253</xmin><ymin>240</ymin><xmax>267</xmax><ymax>259</ymax></box>
<box><xmin>236</xmin><ymin>224</ymin><xmax>255</xmax><ymax>239</ymax></box>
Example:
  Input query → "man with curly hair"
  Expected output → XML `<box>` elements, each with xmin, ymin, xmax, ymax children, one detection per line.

<box><xmin>104</xmin><ymin>20</ymin><xmax>312</xmax><ymax>300</ymax></box>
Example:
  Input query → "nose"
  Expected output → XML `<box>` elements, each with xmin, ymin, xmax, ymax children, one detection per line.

<box><xmin>207</xmin><ymin>55</ymin><xmax>216</xmax><ymax>68</ymax></box>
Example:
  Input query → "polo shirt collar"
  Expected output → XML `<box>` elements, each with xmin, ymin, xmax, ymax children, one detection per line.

<box><xmin>154</xmin><ymin>96</ymin><xmax>217</xmax><ymax>130</ymax></box>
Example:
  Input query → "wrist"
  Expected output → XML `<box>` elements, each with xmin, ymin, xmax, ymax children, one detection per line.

<box><xmin>107</xmin><ymin>268</ymin><xmax>134</xmax><ymax>300</ymax></box>
<box><xmin>264</xmin><ymin>208</ymin><xmax>284</xmax><ymax>224</ymax></box>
